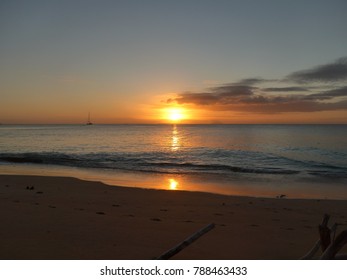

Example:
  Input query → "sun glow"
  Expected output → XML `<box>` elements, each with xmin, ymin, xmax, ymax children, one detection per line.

<box><xmin>166</xmin><ymin>108</ymin><xmax>185</xmax><ymax>122</ymax></box>
<box><xmin>169</xmin><ymin>178</ymin><xmax>178</xmax><ymax>190</ymax></box>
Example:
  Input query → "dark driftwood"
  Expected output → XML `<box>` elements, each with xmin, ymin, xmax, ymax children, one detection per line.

<box><xmin>319</xmin><ymin>214</ymin><xmax>331</xmax><ymax>252</ymax></box>
<box><xmin>301</xmin><ymin>214</ymin><xmax>331</xmax><ymax>259</ymax></box>
<box><xmin>156</xmin><ymin>223</ymin><xmax>215</xmax><ymax>260</ymax></box>
<box><xmin>302</xmin><ymin>214</ymin><xmax>347</xmax><ymax>259</ymax></box>
<box><xmin>301</xmin><ymin>239</ymin><xmax>321</xmax><ymax>260</ymax></box>
<box><xmin>320</xmin><ymin>230</ymin><xmax>347</xmax><ymax>260</ymax></box>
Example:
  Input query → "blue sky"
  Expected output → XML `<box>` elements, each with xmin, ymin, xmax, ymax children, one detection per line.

<box><xmin>1</xmin><ymin>0</ymin><xmax>346</xmax><ymax>123</ymax></box>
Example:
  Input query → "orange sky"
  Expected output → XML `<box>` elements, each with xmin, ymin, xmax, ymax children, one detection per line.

<box><xmin>1</xmin><ymin>1</ymin><xmax>346</xmax><ymax>124</ymax></box>
<box><xmin>1</xmin><ymin>93</ymin><xmax>347</xmax><ymax>124</ymax></box>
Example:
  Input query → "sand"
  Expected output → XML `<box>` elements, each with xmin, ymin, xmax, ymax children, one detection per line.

<box><xmin>1</xmin><ymin>174</ymin><xmax>347</xmax><ymax>260</ymax></box>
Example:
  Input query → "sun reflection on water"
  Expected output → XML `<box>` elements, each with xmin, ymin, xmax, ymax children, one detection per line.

<box><xmin>171</xmin><ymin>124</ymin><xmax>180</xmax><ymax>151</ymax></box>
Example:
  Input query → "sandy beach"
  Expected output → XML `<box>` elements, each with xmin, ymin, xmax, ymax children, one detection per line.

<box><xmin>1</xmin><ymin>174</ymin><xmax>347</xmax><ymax>260</ymax></box>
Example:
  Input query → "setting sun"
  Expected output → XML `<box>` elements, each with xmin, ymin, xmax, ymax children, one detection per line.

<box><xmin>169</xmin><ymin>178</ymin><xmax>178</xmax><ymax>190</ymax></box>
<box><xmin>166</xmin><ymin>108</ymin><xmax>185</xmax><ymax>122</ymax></box>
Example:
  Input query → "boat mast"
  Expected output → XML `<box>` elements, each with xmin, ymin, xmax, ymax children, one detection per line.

<box><xmin>86</xmin><ymin>112</ymin><xmax>93</xmax><ymax>125</ymax></box>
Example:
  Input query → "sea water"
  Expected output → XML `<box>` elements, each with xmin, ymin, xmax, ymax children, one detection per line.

<box><xmin>1</xmin><ymin>124</ymin><xmax>347</xmax><ymax>199</ymax></box>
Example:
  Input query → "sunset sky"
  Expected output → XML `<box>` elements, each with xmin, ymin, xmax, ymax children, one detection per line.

<box><xmin>1</xmin><ymin>0</ymin><xmax>347</xmax><ymax>124</ymax></box>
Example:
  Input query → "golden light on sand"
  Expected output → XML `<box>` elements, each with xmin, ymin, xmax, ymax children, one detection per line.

<box><xmin>169</xmin><ymin>178</ymin><xmax>178</xmax><ymax>190</ymax></box>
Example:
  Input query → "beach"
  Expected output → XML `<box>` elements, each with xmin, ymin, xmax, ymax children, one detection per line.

<box><xmin>1</xmin><ymin>174</ymin><xmax>347</xmax><ymax>260</ymax></box>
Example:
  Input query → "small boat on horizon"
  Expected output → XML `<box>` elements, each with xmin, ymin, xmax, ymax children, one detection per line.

<box><xmin>86</xmin><ymin>112</ymin><xmax>93</xmax><ymax>125</ymax></box>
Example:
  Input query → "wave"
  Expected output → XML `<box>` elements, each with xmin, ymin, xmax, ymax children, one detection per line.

<box><xmin>0</xmin><ymin>151</ymin><xmax>346</xmax><ymax>178</ymax></box>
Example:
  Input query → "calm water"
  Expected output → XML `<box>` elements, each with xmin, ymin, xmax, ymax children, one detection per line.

<box><xmin>1</xmin><ymin>124</ymin><xmax>347</xmax><ymax>198</ymax></box>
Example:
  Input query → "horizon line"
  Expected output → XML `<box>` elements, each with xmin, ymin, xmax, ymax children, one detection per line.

<box><xmin>1</xmin><ymin>122</ymin><xmax>347</xmax><ymax>126</ymax></box>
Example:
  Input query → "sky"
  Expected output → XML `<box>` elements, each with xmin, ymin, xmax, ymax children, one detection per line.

<box><xmin>1</xmin><ymin>0</ymin><xmax>347</xmax><ymax>124</ymax></box>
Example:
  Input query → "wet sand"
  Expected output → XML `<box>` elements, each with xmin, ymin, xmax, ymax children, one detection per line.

<box><xmin>1</xmin><ymin>174</ymin><xmax>347</xmax><ymax>260</ymax></box>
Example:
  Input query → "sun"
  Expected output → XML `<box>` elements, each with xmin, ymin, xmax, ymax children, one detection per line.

<box><xmin>166</xmin><ymin>108</ymin><xmax>184</xmax><ymax>122</ymax></box>
<box><xmin>169</xmin><ymin>178</ymin><xmax>178</xmax><ymax>190</ymax></box>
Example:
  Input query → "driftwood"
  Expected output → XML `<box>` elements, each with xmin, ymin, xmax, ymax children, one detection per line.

<box><xmin>301</xmin><ymin>239</ymin><xmax>321</xmax><ymax>260</ymax></box>
<box><xmin>156</xmin><ymin>223</ymin><xmax>215</xmax><ymax>260</ymax></box>
<box><xmin>301</xmin><ymin>214</ymin><xmax>347</xmax><ymax>259</ymax></box>
<box><xmin>318</xmin><ymin>214</ymin><xmax>331</xmax><ymax>252</ymax></box>
<box><xmin>321</xmin><ymin>230</ymin><xmax>347</xmax><ymax>259</ymax></box>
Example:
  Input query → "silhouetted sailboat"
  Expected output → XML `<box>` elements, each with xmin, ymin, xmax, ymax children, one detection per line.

<box><xmin>86</xmin><ymin>112</ymin><xmax>93</xmax><ymax>125</ymax></box>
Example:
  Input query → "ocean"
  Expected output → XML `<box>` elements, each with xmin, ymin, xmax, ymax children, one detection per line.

<box><xmin>1</xmin><ymin>124</ymin><xmax>347</xmax><ymax>199</ymax></box>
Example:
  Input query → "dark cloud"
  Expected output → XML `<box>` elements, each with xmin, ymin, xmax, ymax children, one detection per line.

<box><xmin>303</xmin><ymin>86</ymin><xmax>347</xmax><ymax>100</ymax></box>
<box><xmin>211</xmin><ymin>100</ymin><xmax>347</xmax><ymax>113</ymax></box>
<box><xmin>286</xmin><ymin>57</ymin><xmax>347</xmax><ymax>83</ymax></box>
<box><xmin>263</xmin><ymin>87</ymin><xmax>309</xmax><ymax>92</ymax></box>
<box><xmin>168</xmin><ymin>92</ymin><xmax>220</xmax><ymax>105</ymax></box>
<box><xmin>167</xmin><ymin>57</ymin><xmax>347</xmax><ymax>113</ymax></box>
<box><xmin>212</xmin><ymin>85</ymin><xmax>254</xmax><ymax>96</ymax></box>
<box><xmin>168</xmin><ymin>84</ymin><xmax>256</xmax><ymax>106</ymax></box>
<box><xmin>167</xmin><ymin>85</ymin><xmax>347</xmax><ymax>113</ymax></box>
<box><xmin>233</xmin><ymin>78</ymin><xmax>269</xmax><ymax>86</ymax></box>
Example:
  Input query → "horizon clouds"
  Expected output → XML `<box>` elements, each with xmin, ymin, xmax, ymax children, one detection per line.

<box><xmin>167</xmin><ymin>57</ymin><xmax>347</xmax><ymax>114</ymax></box>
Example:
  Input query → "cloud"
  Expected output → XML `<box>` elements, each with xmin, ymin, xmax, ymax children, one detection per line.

<box><xmin>303</xmin><ymin>86</ymin><xmax>347</xmax><ymax>100</ymax></box>
<box><xmin>211</xmin><ymin>99</ymin><xmax>347</xmax><ymax>113</ymax></box>
<box><xmin>167</xmin><ymin>84</ymin><xmax>347</xmax><ymax>114</ymax></box>
<box><xmin>167</xmin><ymin>57</ymin><xmax>347</xmax><ymax>114</ymax></box>
<box><xmin>263</xmin><ymin>86</ymin><xmax>309</xmax><ymax>92</ymax></box>
<box><xmin>286</xmin><ymin>57</ymin><xmax>347</xmax><ymax>83</ymax></box>
<box><xmin>169</xmin><ymin>85</ymin><xmax>256</xmax><ymax>106</ymax></box>
<box><xmin>211</xmin><ymin>85</ymin><xmax>255</xmax><ymax>96</ymax></box>
<box><xmin>233</xmin><ymin>78</ymin><xmax>269</xmax><ymax>86</ymax></box>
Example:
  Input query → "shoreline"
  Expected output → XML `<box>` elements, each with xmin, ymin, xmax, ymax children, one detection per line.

<box><xmin>2</xmin><ymin>163</ymin><xmax>347</xmax><ymax>200</ymax></box>
<box><xmin>1</xmin><ymin>174</ymin><xmax>347</xmax><ymax>259</ymax></box>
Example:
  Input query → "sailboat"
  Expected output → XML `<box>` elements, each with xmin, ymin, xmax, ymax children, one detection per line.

<box><xmin>86</xmin><ymin>112</ymin><xmax>93</xmax><ymax>125</ymax></box>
